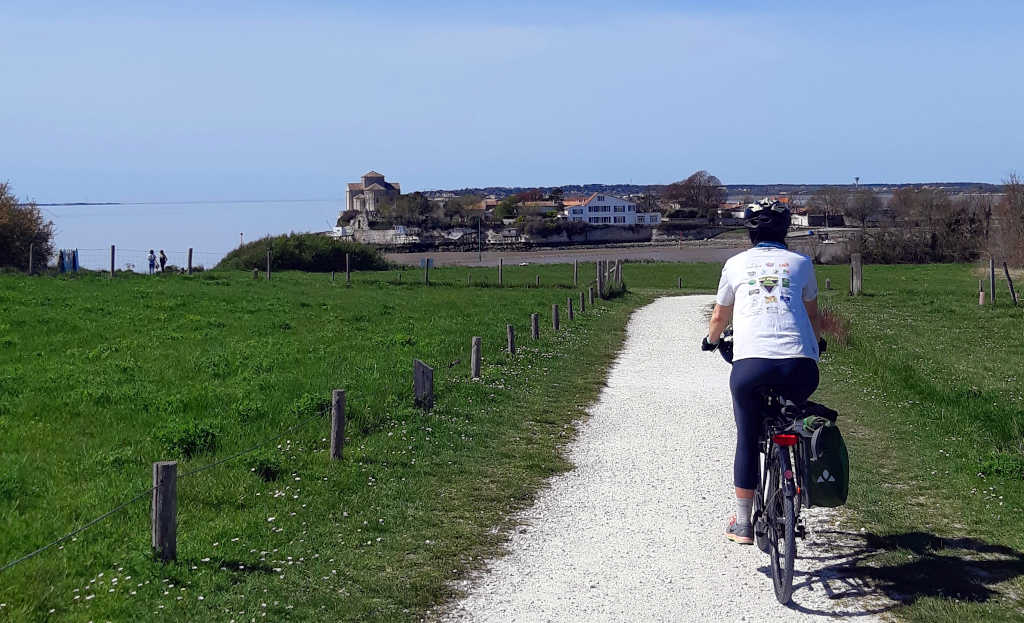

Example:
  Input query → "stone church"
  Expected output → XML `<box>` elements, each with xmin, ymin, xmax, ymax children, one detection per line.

<box><xmin>345</xmin><ymin>171</ymin><xmax>401</xmax><ymax>216</ymax></box>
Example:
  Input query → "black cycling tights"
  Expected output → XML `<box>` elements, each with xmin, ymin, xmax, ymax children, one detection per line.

<box><xmin>729</xmin><ymin>357</ymin><xmax>819</xmax><ymax>490</ymax></box>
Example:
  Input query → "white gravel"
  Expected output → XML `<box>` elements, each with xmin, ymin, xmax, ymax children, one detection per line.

<box><xmin>444</xmin><ymin>296</ymin><xmax>881</xmax><ymax>623</ymax></box>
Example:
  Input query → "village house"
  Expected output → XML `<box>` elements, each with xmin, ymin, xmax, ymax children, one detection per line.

<box><xmin>564</xmin><ymin>193</ymin><xmax>662</xmax><ymax>226</ymax></box>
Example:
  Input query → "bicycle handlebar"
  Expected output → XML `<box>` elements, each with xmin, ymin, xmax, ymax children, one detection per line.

<box><xmin>702</xmin><ymin>329</ymin><xmax>825</xmax><ymax>365</ymax></box>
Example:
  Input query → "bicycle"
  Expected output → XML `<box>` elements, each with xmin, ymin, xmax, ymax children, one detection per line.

<box><xmin>705</xmin><ymin>330</ymin><xmax>833</xmax><ymax>604</ymax></box>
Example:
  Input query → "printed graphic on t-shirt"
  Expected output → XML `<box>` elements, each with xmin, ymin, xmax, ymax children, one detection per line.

<box><xmin>744</xmin><ymin>261</ymin><xmax>795</xmax><ymax>316</ymax></box>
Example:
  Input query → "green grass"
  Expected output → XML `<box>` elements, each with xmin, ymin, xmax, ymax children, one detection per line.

<box><xmin>811</xmin><ymin>263</ymin><xmax>1024</xmax><ymax>622</ymax></box>
<box><xmin>0</xmin><ymin>265</ymin><xmax>722</xmax><ymax>622</ymax></box>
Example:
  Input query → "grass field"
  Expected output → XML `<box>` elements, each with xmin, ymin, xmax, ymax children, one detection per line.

<box><xmin>0</xmin><ymin>261</ymin><xmax>719</xmax><ymax>622</ymax></box>
<box><xmin>811</xmin><ymin>262</ymin><xmax>1024</xmax><ymax>622</ymax></box>
<box><xmin>2</xmin><ymin>258</ymin><xmax>1022</xmax><ymax>622</ymax></box>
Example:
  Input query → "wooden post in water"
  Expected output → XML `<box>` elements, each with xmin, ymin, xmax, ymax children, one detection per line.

<box><xmin>28</xmin><ymin>243</ymin><xmax>33</xmax><ymax>275</ymax></box>
<box><xmin>346</xmin><ymin>253</ymin><xmax>351</xmax><ymax>284</ymax></box>
<box><xmin>579</xmin><ymin>290</ymin><xmax>585</xmax><ymax>313</ymax></box>
<box><xmin>1004</xmin><ymin>262</ymin><xmax>1019</xmax><ymax>305</ymax></box>
<box><xmin>110</xmin><ymin>245</ymin><xmax>115</xmax><ymax>278</ymax></box>
<box><xmin>990</xmin><ymin>257</ymin><xmax>996</xmax><ymax>305</ymax></box>
<box><xmin>573</xmin><ymin>259</ymin><xmax>578</xmax><ymax>286</ymax></box>
<box><xmin>498</xmin><ymin>258</ymin><xmax>503</xmax><ymax>286</ymax></box>
<box><xmin>470</xmin><ymin>337</ymin><xmax>481</xmax><ymax>379</ymax></box>
<box><xmin>187</xmin><ymin>248</ymin><xmax>193</xmax><ymax>275</ymax></box>
<box><xmin>330</xmin><ymin>389</ymin><xmax>346</xmax><ymax>460</ymax></box>
<box><xmin>151</xmin><ymin>461</ymin><xmax>177</xmax><ymax>562</ymax></box>
<box><xmin>552</xmin><ymin>304</ymin><xmax>560</xmax><ymax>331</ymax></box>
<box><xmin>530</xmin><ymin>313</ymin><xmax>539</xmax><ymax>339</ymax></box>
<box><xmin>507</xmin><ymin>324</ymin><xmax>515</xmax><ymax>355</ymax></box>
<box><xmin>850</xmin><ymin>253</ymin><xmax>863</xmax><ymax>295</ymax></box>
<box><xmin>567</xmin><ymin>297</ymin><xmax>574</xmax><ymax>321</ymax></box>
<box><xmin>413</xmin><ymin>360</ymin><xmax>434</xmax><ymax>409</ymax></box>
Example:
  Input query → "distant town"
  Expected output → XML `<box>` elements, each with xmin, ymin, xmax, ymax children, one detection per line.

<box><xmin>330</xmin><ymin>169</ymin><xmax>1007</xmax><ymax>251</ymax></box>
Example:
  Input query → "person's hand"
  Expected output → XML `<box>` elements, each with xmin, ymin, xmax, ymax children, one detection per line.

<box><xmin>701</xmin><ymin>336</ymin><xmax>719</xmax><ymax>352</ymax></box>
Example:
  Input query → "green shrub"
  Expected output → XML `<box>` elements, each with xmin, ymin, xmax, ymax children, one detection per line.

<box><xmin>291</xmin><ymin>392</ymin><xmax>329</xmax><ymax>419</ymax></box>
<box><xmin>157</xmin><ymin>419</ymin><xmax>220</xmax><ymax>458</ymax></box>
<box><xmin>245</xmin><ymin>450</ymin><xmax>283</xmax><ymax>482</ymax></box>
<box><xmin>979</xmin><ymin>451</ymin><xmax>1024</xmax><ymax>479</ymax></box>
<box><xmin>216</xmin><ymin>233</ymin><xmax>390</xmax><ymax>272</ymax></box>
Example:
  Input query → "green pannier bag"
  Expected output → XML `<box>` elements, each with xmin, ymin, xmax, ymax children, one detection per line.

<box><xmin>798</xmin><ymin>408</ymin><xmax>849</xmax><ymax>508</ymax></box>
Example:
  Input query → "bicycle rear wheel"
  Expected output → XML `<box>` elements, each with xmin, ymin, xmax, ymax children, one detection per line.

<box><xmin>767</xmin><ymin>447</ymin><xmax>796</xmax><ymax>604</ymax></box>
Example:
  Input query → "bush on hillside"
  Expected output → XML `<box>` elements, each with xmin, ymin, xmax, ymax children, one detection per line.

<box><xmin>0</xmin><ymin>182</ymin><xmax>55</xmax><ymax>271</ymax></box>
<box><xmin>216</xmin><ymin>233</ymin><xmax>390</xmax><ymax>272</ymax></box>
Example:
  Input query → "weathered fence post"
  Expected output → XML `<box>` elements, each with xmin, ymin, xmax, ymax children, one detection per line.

<box><xmin>110</xmin><ymin>245</ymin><xmax>115</xmax><ymax>278</ymax></box>
<box><xmin>468</xmin><ymin>273</ymin><xmax>472</xmax><ymax>286</ymax></box>
<box><xmin>28</xmin><ymin>243</ymin><xmax>33</xmax><ymax>275</ymax></box>
<box><xmin>151</xmin><ymin>461</ymin><xmax>177</xmax><ymax>562</ymax></box>
<box><xmin>331</xmin><ymin>271</ymin><xmax>336</xmax><ymax>282</ymax></box>
<box><xmin>1004</xmin><ymin>262</ymin><xmax>1019</xmax><ymax>305</ymax></box>
<box><xmin>531</xmin><ymin>313</ymin><xmax>539</xmax><ymax>339</ymax></box>
<box><xmin>573</xmin><ymin>259</ymin><xmax>578</xmax><ymax>286</ymax></box>
<box><xmin>470</xmin><ymin>337</ymin><xmax>481</xmax><ymax>379</ymax></box>
<box><xmin>979</xmin><ymin>290</ymin><xmax>986</xmax><ymax>305</ymax></box>
<box><xmin>346</xmin><ymin>253</ymin><xmax>351</xmax><ymax>284</ymax></box>
<box><xmin>330</xmin><ymin>389</ymin><xmax>346</xmax><ymax>460</ymax></box>
<box><xmin>187</xmin><ymin>248</ymin><xmax>193</xmax><ymax>275</ymax></box>
<box><xmin>498</xmin><ymin>258</ymin><xmax>503</xmax><ymax>286</ymax></box>
<box><xmin>579</xmin><ymin>290</ymin><xmax>585</xmax><ymax>313</ymax></box>
<box><xmin>535</xmin><ymin>274</ymin><xmax>540</xmax><ymax>287</ymax></box>
<box><xmin>825</xmin><ymin>278</ymin><xmax>831</xmax><ymax>290</ymax></box>
<box><xmin>850</xmin><ymin>253</ymin><xmax>863</xmax><ymax>295</ymax></box>
<box><xmin>588</xmin><ymin>286</ymin><xmax>595</xmax><ymax>306</ymax></box>
<box><xmin>507</xmin><ymin>324</ymin><xmax>515</xmax><ymax>355</ymax></box>
<box><xmin>990</xmin><ymin>257</ymin><xmax>996</xmax><ymax>305</ymax></box>
<box><xmin>253</xmin><ymin>268</ymin><xmax>259</xmax><ymax>280</ymax></box>
<box><xmin>413</xmin><ymin>360</ymin><xmax>434</xmax><ymax>409</ymax></box>
<box><xmin>616</xmin><ymin>260</ymin><xmax>622</xmax><ymax>286</ymax></box>
<box><xmin>678</xmin><ymin>277</ymin><xmax>682</xmax><ymax>289</ymax></box>
<box><xmin>567</xmin><ymin>297</ymin><xmax>575</xmax><ymax>321</ymax></box>
<box><xmin>424</xmin><ymin>259</ymin><xmax>430</xmax><ymax>285</ymax></box>
<box><xmin>597</xmin><ymin>266</ymin><xmax>605</xmax><ymax>299</ymax></box>
<box><xmin>266</xmin><ymin>250</ymin><xmax>271</xmax><ymax>281</ymax></box>
<box><xmin>552</xmin><ymin>304</ymin><xmax>560</xmax><ymax>331</ymax></box>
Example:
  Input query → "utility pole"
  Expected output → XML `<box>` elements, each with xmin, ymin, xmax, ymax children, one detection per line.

<box><xmin>477</xmin><ymin>214</ymin><xmax>482</xmax><ymax>263</ymax></box>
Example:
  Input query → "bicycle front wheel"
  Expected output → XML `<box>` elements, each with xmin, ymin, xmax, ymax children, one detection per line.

<box><xmin>767</xmin><ymin>449</ymin><xmax>796</xmax><ymax>604</ymax></box>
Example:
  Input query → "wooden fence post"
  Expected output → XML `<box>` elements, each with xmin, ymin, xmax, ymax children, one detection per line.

<box><xmin>567</xmin><ymin>297</ymin><xmax>574</xmax><ymax>321</ymax></box>
<box><xmin>678</xmin><ymin>277</ymin><xmax>682</xmax><ymax>289</ymax></box>
<box><xmin>552</xmin><ymin>304</ymin><xmax>560</xmax><ymax>331</ymax></box>
<box><xmin>987</xmin><ymin>257</ymin><xmax>995</xmax><ymax>305</ymax></box>
<box><xmin>825</xmin><ymin>278</ymin><xmax>831</xmax><ymax>290</ymax></box>
<box><xmin>330</xmin><ymin>389</ymin><xmax>346</xmax><ymax>460</ymax></box>
<box><xmin>346</xmin><ymin>253</ymin><xmax>351</xmax><ymax>284</ymax></box>
<box><xmin>413</xmin><ymin>360</ymin><xmax>434</xmax><ymax>409</ymax></box>
<box><xmin>253</xmin><ymin>268</ymin><xmax>259</xmax><ymax>280</ymax></box>
<box><xmin>979</xmin><ymin>290</ymin><xmax>986</xmax><ymax>305</ymax></box>
<box><xmin>588</xmin><ymin>286</ymin><xmax>594</xmax><ymax>306</ymax></box>
<box><xmin>850</xmin><ymin>253</ymin><xmax>863</xmax><ymax>295</ymax></box>
<box><xmin>470</xmin><ymin>337</ymin><xmax>481</xmax><ymax>379</ymax></box>
<box><xmin>28</xmin><ymin>243</ymin><xmax>33</xmax><ymax>275</ymax></box>
<box><xmin>573</xmin><ymin>259</ymin><xmax>578</xmax><ymax>286</ymax></box>
<box><xmin>110</xmin><ymin>245</ymin><xmax>115</xmax><ymax>278</ymax></box>
<box><xmin>187</xmin><ymin>248</ymin><xmax>193</xmax><ymax>275</ymax></box>
<box><xmin>151</xmin><ymin>461</ymin><xmax>177</xmax><ymax>562</ymax></box>
<box><xmin>597</xmin><ymin>267</ymin><xmax>605</xmax><ymax>299</ymax></box>
<box><xmin>498</xmin><ymin>258</ymin><xmax>503</xmax><ymax>286</ymax></box>
<box><xmin>595</xmin><ymin>261</ymin><xmax>601</xmax><ymax>287</ymax></box>
<box><xmin>616</xmin><ymin>260</ymin><xmax>622</xmax><ymax>286</ymax></box>
<box><xmin>531</xmin><ymin>313</ymin><xmax>539</xmax><ymax>339</ymax></box>
<box><xmin>266</xmin><ymin>250</ymin><xmax>271</xmax><ymax>281</ymax></box>
<box><xmin>507</xmin><ymin>324</ymin><xmax>515</xmax><ymax>355</ymax></box>
<box><xmin>579</xmin><ymin>290</ymin><xmax>585</xmax><ymax>313</ymax></box>
<box><xmin>535</xmin><ymin>274</ymin><xmax>540</xmax><ymax>287</ymax></box>
<box><xmin>1004</xmin><ymin>262</ymin><xmax>1019</xmax><ymax>305</ymax></box>
<box><xmin>424</xmin><ymin>259</ymin><xmax>430</xmax><ymax>285</ymax></box>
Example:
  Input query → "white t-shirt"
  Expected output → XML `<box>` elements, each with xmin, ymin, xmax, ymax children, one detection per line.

<box><xmin>715</xmin><ymin>245</ymin><xmax>819</xmax><ymax>362</ymax></box>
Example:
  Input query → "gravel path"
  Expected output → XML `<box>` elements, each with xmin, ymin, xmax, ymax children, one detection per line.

<box><xmin>444</xmin><ymin>296</ymin><xmax>882</xmax><ymax>623</ymax></box>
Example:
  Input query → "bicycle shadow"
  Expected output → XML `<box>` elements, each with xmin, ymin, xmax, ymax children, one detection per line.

<box><xmin>758</xmin><ymin>530</ymin><xmax>1024</xmax><ymax>617</ymax></box>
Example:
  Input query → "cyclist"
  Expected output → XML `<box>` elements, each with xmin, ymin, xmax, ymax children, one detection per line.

<box><xmin>702</xmin><ymin>199</ymin><xmax>822</xmax><ymax>544</ymax></box>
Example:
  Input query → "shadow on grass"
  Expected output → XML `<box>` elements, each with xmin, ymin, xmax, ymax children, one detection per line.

<box><xmin>761</xmin><ymin>531</ymin><xmax>1024</xmax><ymax>616</ymax></box>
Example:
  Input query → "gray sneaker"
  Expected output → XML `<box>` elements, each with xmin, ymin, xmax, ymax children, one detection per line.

<box><xmin>725</xmin><ymin>516</ymin><xmax>753</xmax><ymax>544</ymax></box>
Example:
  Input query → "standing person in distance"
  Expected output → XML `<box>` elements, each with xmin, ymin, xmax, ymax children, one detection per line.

<box><xmin>159</xmin><ymin>250</ymin><xmax>168</xmax><ymax>272</ymax></box>
<box><xmin>702</xmin><ymin>199</ymin><xmax>823</xmax><ymax>544</ymax></box>
<box><xmin>147</xmin><ymin>249</ymin><xmax>156</xmax><ymax>275</ymax></box>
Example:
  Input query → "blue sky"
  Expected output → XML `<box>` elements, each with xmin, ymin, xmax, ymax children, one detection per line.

<box><xmin>2</xmin><ymin>1</ymin><xmax>1022</xmax><ymax>202</ymax></box>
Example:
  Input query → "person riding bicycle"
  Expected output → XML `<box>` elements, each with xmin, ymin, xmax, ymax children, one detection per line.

<box><xmin>702</xmin><ymin>198</ymin><xmax>822</xmax><ymax>544</ymax></box>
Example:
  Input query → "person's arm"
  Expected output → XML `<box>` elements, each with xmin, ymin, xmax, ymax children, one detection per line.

<box><xmin>803</xmin><ymin>297</ymin><xmax>821</xmax><ymax>341</ymax></box>
<box><xmin>708</xmin><ymin>303</ymin><xmax>733</xmax><ymax>344</ymax></box>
